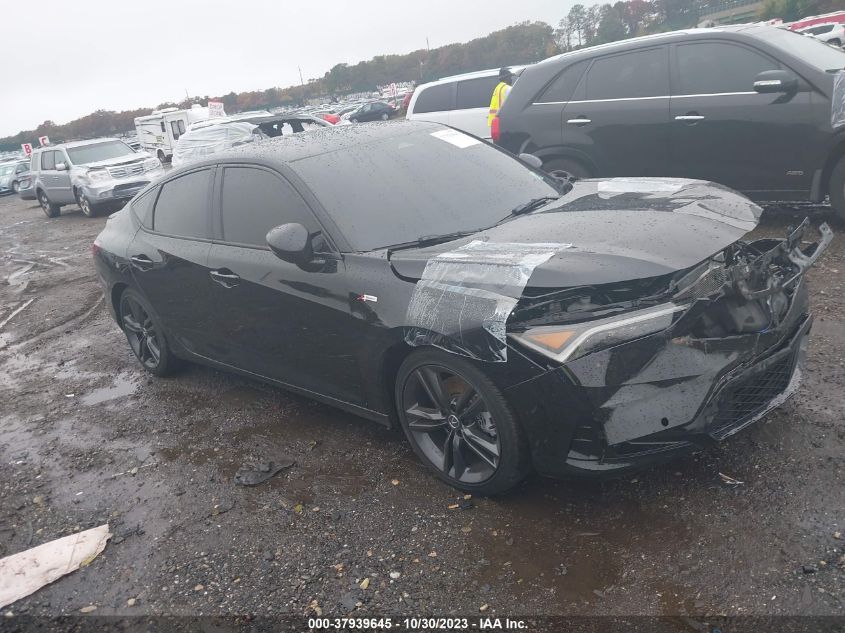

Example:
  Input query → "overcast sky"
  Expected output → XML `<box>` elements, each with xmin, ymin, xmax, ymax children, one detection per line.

<box><xmin>2</xmin><ymin>0</ymin><xmax>569</xmax><ymax>137</ymax></box>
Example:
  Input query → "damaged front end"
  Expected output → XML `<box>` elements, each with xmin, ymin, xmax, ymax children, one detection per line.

<box><xmin>507</xmin><ymin>219</ymin><xmax>833</xmax><ymax>477</ymax></box>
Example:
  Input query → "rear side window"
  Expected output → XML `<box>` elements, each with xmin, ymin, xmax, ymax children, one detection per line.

<box><xmin>675</xmin><ymin>42</ymin><xmax>778</xmax><ymax>95</ymax></box>
<box><xmin>220</xmin><ymin>167</ymin><xmax>316</xmax><ymax>247</ymax></box>
<box><xmin>132</xmin><ymin>188</ymin><xmax>157</xmax><ymax>228</ymax></box>
<box><xmin>537</xmin><ymin>60</ymin><xmax>589</xmax><ymax>103</ymax></box>
<box><xmin>585</xmin><ymin>47</ymin><xmax>668</xmax><ymax>100</ymax></box>
<box><xmin>412</xmin><ymin>83</ymin><xmax>453</xmax><ymax>114</ymax></box>
<box><xmin>41</xmin><ymin>151</ymin><xmax>55</xmax><ymax>171</ymax></box>
<box><xmin>153</xmin><ymin>169</ymin><xmax>212</xmax><ymax>238</ymax></box>
<box><xmin>456</xmin><ymin>76</ymin><xmax>500</xmax><ymax>109</ymax></box>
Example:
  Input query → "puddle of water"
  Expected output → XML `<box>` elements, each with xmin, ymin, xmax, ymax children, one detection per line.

<box><xmin>81</xmin><ymin>371</ymin><xmax>139</xmax><ymax>406</ymax></box>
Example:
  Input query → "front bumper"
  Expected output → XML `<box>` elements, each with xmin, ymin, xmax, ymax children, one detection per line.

<box><xmin>79</xmin><ymin>166</ymin><xmax>164</xmax><ymax>205</ymax></box>
<box><xmin>505</xmin><ymin>281</ymin><xmax>811</xmax><ymax>479</ymax></box>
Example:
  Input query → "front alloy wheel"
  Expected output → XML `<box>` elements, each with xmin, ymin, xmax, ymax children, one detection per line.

<box><xmin>77</xmin><ymin>191</ymin><xmax>95</xmax><ymax>217</ymax></box>
<box><xmin>397</xmin><ymin>350</ymin><xmax>530</xmax><ymax>494</ymax></box>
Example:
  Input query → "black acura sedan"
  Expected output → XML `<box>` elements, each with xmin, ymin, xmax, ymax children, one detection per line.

<box><xmin>93</xmin><ymin>121</ymin><xmax>832</xmax><ymax>495</ymax></box>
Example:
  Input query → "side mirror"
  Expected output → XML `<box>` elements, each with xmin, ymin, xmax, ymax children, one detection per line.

<box><xmin>266</xmin><ymin>223</ymin><xmax>313</xmax><ymax>266</ymax></box>
<box><xmin>753</xmin><ymin>70</ymin><xmax>798</xmax><ymax>94</ymax></box>
<box><xmin>56</xmin><ymin>162</ymin><xmax>68</xmax><ymax>171</ymax></box>
<box><xmin>518</xmin><ymin>153</ymin><xmax>543</xmax><ymax>169</ymax></box>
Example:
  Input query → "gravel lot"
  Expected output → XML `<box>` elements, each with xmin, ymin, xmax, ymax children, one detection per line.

<box><xmin>0</xmin><ymin>193</ymin><xmax>843</xmax><ymax>620</ymax></box>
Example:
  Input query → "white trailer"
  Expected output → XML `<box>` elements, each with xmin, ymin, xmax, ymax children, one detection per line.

<box><xmin>134</xmin><ymin>104</ymin><xmax>219</xmax><ymax>162</ymax></box>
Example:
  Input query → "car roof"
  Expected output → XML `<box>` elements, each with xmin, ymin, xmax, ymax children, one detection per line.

<box><xmin>173</xmin><ymin>120</ymin><xmax>443</xmax><ymax>170</ymax></box>
<box><xmin>33</xmin><ymin>137</ymin><xmax>123</xmax><ymax>152</ymax></box>
<box><xmin>428</xmin><ymin>65</ymin><xmax>527</xmax><ymax>84</ymax></box>
<box><xmin>534</xmin><ymin>25</ymin><xmax>778</xmax><ymax>67</ymax></box>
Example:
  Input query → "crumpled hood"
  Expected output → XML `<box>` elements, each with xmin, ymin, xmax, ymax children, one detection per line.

<box><xmin>389</xmin><ymin>178</ymin><xmax>762</xmax><ymax>288</ymax></box>
<box><xmin>77</xmin><ymin>154</ymin><xmax>144</xmax><ymax>168</ymax></box>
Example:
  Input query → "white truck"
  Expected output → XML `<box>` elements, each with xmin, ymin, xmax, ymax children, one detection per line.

<box><xmin>134</xmin><ymin>104</ymin><xmax>220</xmax><ymax>162</ymax></box>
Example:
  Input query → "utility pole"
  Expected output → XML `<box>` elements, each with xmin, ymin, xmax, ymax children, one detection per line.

<box><xmin>426</xmin><ymin>37</ymin><xmax>430</xmax><ymax>52</ymax></box>
<box><xmin>298</xmin><ymin>67</ymin><xmax>305</xmax><ymax>86</ymax></box>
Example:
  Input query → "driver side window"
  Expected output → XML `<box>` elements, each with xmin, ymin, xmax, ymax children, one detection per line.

<box><xmin>219</xmin><ymin>166</ymin><xmax>320</xmax><ymax>248</ymax></box>
<box><xmin>675</xmin><ymin>42</ymin><xmax>779</xmax><ymax>95</ymax></box>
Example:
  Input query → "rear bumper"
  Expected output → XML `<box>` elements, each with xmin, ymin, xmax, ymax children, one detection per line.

<box><xmin>505</xmin><ymin>282</ymin><xmax>811</xmax><ymax>479</ymax></box>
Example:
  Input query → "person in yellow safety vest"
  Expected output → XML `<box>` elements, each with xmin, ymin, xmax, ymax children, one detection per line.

<box><xmin>488</xmin><ymin>67</ymin><xmax>514</xmax><ymax>128</ymax></box>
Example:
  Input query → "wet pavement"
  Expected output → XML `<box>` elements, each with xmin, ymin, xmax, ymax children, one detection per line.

<box><xmin>0</xmin><ymin>194</ymin><xmax>843</xmax><ymax>617</ymax></box>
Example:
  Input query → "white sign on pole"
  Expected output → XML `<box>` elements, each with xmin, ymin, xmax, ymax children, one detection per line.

<box><xmin>38</xmin><ymin>136</ymin><xmax>50</xmax><ymax>147</ymax></box>
<box><xmin>207</xmin><ymin>101</ymin><xmax>225</xmax><ymax>118</ymax></box>
<box><xmin>21</xmin><ymin>143</ymin><xmax>33</xmax><ymax>156</ymax></box>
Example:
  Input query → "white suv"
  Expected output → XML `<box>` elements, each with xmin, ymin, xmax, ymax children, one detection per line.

<box><xmin>406</xmin><ymin>67</ymin><xmax>524</xmax><ymax>139</ymax></box>
<box><xmin>799</xmin><ymin>22</ymin><xmax>845</xmax><ymax>47</ymax></box>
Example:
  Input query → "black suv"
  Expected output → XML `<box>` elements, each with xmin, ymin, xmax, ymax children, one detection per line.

<box><xmin>494</xmin><ymin>25</ymin><xmax>845</xmax><ymax>218</ymax></box>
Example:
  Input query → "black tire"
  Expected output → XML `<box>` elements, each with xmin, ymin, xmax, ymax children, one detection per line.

<box><xmin>395</xmin><ymin>348</ymin><xmax>531</xmax><ymax>495</ymax></box>
<box><xmin>12</xmin><ymin>181</ymin><xmax>20</xmax><ymax>193</ymax></box>
<box><xmin>76</xmin><ymin>190</ymin><xmax>98</xmax><ymax>218</ymax></box>
<box><xmin>380</xmin><ymin>112</ymin><xmax>389</xmax><ymax>121</ymax></box>
<box><xmin>118</xmin><ymin>287</ymin><xmax>182</xmax><ymax>376</ymax></box>
<box><xmin>37</xmin><ymin>190</ymin><xmax>60</xmax><ymax>218</ymax></box>
<box><xmin>830</xmin><ymin>156</ymin><xmax>845</xmax><ymax>221</ymax></box>
<box><xmin>543</xmin><ymin>157</ymin><xmax>591</xmax><ymax>180</ymax></box>
<box><xmin>350</xmin><ymin>118</ymin><xmax>359</xmax><ymax>124</ymax></box>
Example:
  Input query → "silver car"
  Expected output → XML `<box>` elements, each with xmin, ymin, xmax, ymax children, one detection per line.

<box><xmin>31</xmin><ymin>138</ymin><xmax>165</xmax><ymax>218</ymax></box>
<box><xmin>0</xmin><ymin>159</ymin><xmax>29</xmax><ymax>195</ymax></box>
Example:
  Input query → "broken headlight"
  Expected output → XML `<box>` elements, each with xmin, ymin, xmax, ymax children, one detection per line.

<box><xmin>511</xmin><ymin>303</ymin><xmax>684</xmax><ymax>363</ymax></box>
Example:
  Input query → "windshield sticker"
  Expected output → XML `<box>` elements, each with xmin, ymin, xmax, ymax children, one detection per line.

<box><xmin>405</xmin><ymin>241</ymin><xmax>565</xmax><ymax>362</ymax></box>
<box><xmin>430</xmin><ymin>129</ymin><xmax>481</xmax><ymax>149</ymax></box>
<box><xmin>832</xmin><ymin>71</ymin><xmax>845</xmax><ymax>130</ymax></box>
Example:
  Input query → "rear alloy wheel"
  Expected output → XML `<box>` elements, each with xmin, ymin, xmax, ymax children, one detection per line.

<box><xmin>38</xmin><ymin>190</ymin><xmax>60</xmax><ymax>218</ymax></box>
<box><xmin>396</xmin><ymin>349</ymin><xmax>530</xmax><ymax>495</ymax></box>
<box><xmin>119</xmin><ymin>288</ymin><xmax>180</xmax><ymax>376</ymax></box>
<box><xmin>829</xmin><ymin>156</ymin><xmax>845</xmax><ymax>221</ymax></box>
<box><xmin>76</xmin><ymin>191</ymin><xmax>97</xmax><ymax>218</ymax></box>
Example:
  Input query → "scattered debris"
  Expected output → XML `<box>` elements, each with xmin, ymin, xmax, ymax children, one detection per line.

<box><xmin>719</xmin><ymin>472</ymin><xmax>745</xmax><ymax>486</ymax></box>
<box><xmin>234</xmin><ymin>457</ymin><xmax>295</xmax><ymax>486</ymax></box>
<box><xmin>479</xmin><ymin>603</ymin><xmax>489</xmax><ymax>612</ymax></box>
<box><xmin>79</xmin><ymin>605</ymin><xmax>97</xmax><ymax>614</ymax></box>
<box><xmin>389</xmin><ymin>571</ymin><xmax>401</xmax><ymax>580</ymax></box>
<box><xmin>194</xmin><ymin>584</ymin><xmax>204</xmax><ymax>592</ymax></box>
<box><xmin>834</xmin><ymin>531</ymin><xmax>842</xmax><ymax>540</ymax></box>
<box><xmin>359</xmin><ymin>578</ymin><xmax>370</xmax><ymax>589</ymax></box>
<box><xmin>126</xmin><ymin>598</ymin><xmax>137</xmax><ymax>607</ymax></box>
<box><xmin>308</xmin><ymin>599</ymin><xmax>322</xmax><ymax>616</ymax></box>
<box><xmin>293</xmin><ymin>504</ymin><xmax>304</xmax><ymax>514</ymax></box>
<box><xmin>391</xmin><ymin>479</ymin><xmax>400</xmax><ymax>486</ymax></box>
<box><xmin>0</xmin><ymin>524</ymin><xmax>111</xmax><ymax>609</ymax></box>
<box><xmin>210</xmin><ymin>499</ymin><xmax>235</xmax><ymax>516</ymax></box>
<box><xmin>802</xmin><ymin>565</ymin><xmax>817</xmax><ymax>574</ymax></box>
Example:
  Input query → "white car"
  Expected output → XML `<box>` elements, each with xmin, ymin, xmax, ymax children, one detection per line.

<box><xmin>406</xmin><ymin>67</ymin><xmax>524</xmax><ymax>139</ymax></box>
<box><xmin>799</xmin><ymin>22</ymin><xmax>845</xmax><ymax>47</ymax></box>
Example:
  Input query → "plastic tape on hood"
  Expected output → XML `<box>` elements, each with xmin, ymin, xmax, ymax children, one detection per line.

<box><xmin>833</xmin><ymin>70</ymin><xmax>845</xmax><ymax>130</ymax></box>
<box><xmin>404</xmin><ymin>240</ymin><xmax>564</xmax><ymax>362</ymax></box>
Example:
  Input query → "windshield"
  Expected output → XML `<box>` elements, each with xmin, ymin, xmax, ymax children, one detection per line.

<box><xmin>66</xmin><ymin>140</ymin><xmax>135</xmax><ymax>165</ymax></box>
<box><xmin>291</xmin><ymin>127</ymin><xmax>559</xmax><ymax>251</ymax></box>
<box><xmin>761</xmin><ymin>27</ymin><xmax>845</xmax><ymax>71</ymax></box>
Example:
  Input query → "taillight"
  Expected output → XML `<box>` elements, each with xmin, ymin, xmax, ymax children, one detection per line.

<box><xmin>91</xmin><ymin>242</ymin><xmax>101</xmax><ymax>257</ymax></box>
<box><xmin>491</xmin><ymin>116</ymin><xmax>500</xmax><ymax>143</ymax></box>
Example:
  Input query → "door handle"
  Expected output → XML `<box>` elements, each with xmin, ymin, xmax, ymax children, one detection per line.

<box><xmin>129</xmin><ymin>254</ymin><xmax>154</xmax><ymax>271</ymax></box>
<box><xmin>210</xmin><ymin>268</ymin><xmax>241</xmax><ymax>288</ymax></box>
<box><xmin>566</xmin><ymin>117</ymin><xmax>592</xmax><ymax>126</ymax></box>
<box><xmin>675</xmin><ymin>114</ymin><xmax>705</xmax><ymax>123</ymax></box>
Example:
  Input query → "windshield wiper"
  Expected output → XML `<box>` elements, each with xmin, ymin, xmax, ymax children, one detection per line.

<box><xmin>509</xmin><ymin>195</ymin><xmax>561</xmax><ymax>217</ymax></box>
<box><xmin>386</xmin><ymin>229</ymin><xmax>482</xmax><ymax>254</ymax></box>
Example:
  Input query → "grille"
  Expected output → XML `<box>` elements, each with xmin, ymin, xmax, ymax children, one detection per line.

<box><xmin>711</xmin><ymin>354</ymin><xmax>794</xmax><ymax>434</ymax></box>
<box><xmin>107</xmin><ymin>162</ymin><xmax>145</xmax><ymax>179</ymax></box>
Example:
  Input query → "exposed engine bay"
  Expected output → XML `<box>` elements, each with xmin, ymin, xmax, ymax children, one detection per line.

<box><xmin>512</xmin><ymin>218</ymin><xmax>833</xmax><ymax>340</ymax></box>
